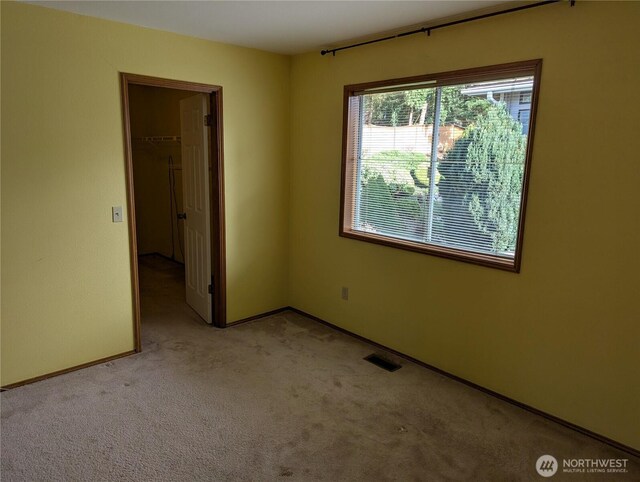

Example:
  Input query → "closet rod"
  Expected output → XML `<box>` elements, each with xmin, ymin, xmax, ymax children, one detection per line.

<box><xmin>133</xmin><ymin>136</ymin><xmax>181</xmax><ymax>143</ymax></box>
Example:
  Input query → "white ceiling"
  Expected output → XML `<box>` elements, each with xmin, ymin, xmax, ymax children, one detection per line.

<box><xmin>27</xmin><ymin>1</ymin><xmax>510</xmax><ymax>55</ymax></box>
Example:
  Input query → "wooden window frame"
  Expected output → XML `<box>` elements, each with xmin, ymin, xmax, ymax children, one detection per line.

<box><xmin>339</xmin><ymin>59</ymin><xmax>542</xmax><ymax>272</ymax></box>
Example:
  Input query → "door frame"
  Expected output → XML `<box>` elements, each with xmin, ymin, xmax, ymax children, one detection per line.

<box><xmin>120</xmin><ymin>73</ymin><xmax>227</xmax><ymax>351</ymax></box>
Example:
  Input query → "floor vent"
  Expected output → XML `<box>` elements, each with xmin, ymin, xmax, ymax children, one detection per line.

<box><xmin>364</xmin><ymin>354</ymin><xmax>401</xmax><ymax>372</ymax></box>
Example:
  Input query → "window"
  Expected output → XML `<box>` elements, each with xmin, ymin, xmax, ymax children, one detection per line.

<box><xmin>518</xmin><ymin>108</ymin><xmax>531</xmax><ymax>134</ymax></box>
<box><xmin>340</xmin><ymin>60</ymin><xmax>541</xmax><ymax>271</ymax></box>
<box><xmin>520</xmin><ymin>92</ymin><xmax>532</xmax><ymax>104</ymax></box>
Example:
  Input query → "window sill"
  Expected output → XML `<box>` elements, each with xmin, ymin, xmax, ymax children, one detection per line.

<box><xmin>339</xmin><ymin>228</ymin><xmax>520</xmax><ymax>272</ymax></box>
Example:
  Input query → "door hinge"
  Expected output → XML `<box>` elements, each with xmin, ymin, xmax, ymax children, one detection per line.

<box><xmin>208</xmin><ymin>284</ymin><xmax>213</xmax><ymax>294</ymax></box>
<box><xmin>204</xmin><ymin>114</ymin><xmax>213</xmax><ymax>127</ymax></box>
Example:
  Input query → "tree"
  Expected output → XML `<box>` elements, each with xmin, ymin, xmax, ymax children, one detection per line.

<box><xmin>404</xmin><ymin>90</ymin><xmax>429</xmax><ymax>125</ymax></box>
<box><xmin>363</xmin><ymin>87</ymin><xmax>491</xmax><ymax>128</ymax></box>
<box><xmin>365</xmin><ymin>92</ymin><xmax>409</xmax><ymax>126</ymax></box>
<box><xmin>437</xmin><ymin>104</ymin><xmax>527</xmax><ymax>253</ymax></box>
<box><xmin>428</xmin><ymin>87</ymin><xmax>492</xmax><ymax>127</ymax></box>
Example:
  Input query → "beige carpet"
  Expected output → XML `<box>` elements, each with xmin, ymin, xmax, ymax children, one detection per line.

<box><xmin>1</xmin><ymin>255</ymin><xmax>637</xmax><ymax>481</ymax></box>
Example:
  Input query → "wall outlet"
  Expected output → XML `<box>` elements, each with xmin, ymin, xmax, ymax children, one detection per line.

<box><xmin>112</xmin><ymin>206</ymin><xmax>123</xmax><ymax>223</ymax></box>
<box><xmin>341</xmin><ymin>286</ymin><xmax>349</xmax><ymax>301</ymax></box>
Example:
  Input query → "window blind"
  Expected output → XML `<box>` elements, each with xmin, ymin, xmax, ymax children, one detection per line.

<box><xmin>341</xmin><ymin>62</ymin><xmax>540</xmax><ymax>270</ymax></box>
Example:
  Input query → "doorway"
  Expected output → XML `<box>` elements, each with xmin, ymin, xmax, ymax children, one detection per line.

<box><xmin>121</xmin><ymin>74</ymin><xmax>227</xmax><ymax>352</ymax></box>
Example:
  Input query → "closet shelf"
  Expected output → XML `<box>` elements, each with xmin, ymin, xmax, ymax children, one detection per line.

<box><xmin>133</xmin><ymin>136</ymin><xmax>181</xmax><ymax>146</ymax></box>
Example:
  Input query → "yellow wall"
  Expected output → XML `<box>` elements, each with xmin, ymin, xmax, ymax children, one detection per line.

<box><xmin>289</xmin><ymin>2</ymin><xmax>640</xmax><ymax>450</ymax></box>
<box><xmin>129</xmin><ymin>85</ymin><xmax>193</xmax><ymax>264</ymax></box>
<box><xmin>0</xmin><ymin>2</ymin><xmax>290</xmax><ymax>385</ymax></box>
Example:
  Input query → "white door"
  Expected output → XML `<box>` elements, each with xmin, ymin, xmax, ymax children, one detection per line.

<box><xmin>180</xmin><ymin>94</ymin><xmax>212</xmax><ymax>324</ymax></box>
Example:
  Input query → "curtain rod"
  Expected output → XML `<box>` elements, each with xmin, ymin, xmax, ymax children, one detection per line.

<box><xmin>320</xmin><ymin>0</ymin><xmax>574</xmax><ymax>56</ymax></box>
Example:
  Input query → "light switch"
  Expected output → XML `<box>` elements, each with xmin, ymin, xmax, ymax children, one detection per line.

<box><xmin>112</xmin><ymin>206</ymin><xmax>123</xmax><ymax>223</ymax></box>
